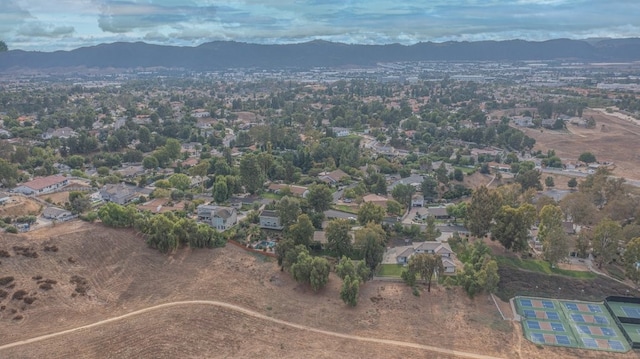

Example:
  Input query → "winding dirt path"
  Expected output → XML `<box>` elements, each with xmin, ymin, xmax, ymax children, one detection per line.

<box><xmin>0</xmin><ymin>300</ymin><xmax>503</xmax><ymax>359</ymax></box>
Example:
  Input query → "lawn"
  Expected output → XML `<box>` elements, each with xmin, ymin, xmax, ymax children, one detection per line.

<box><xmin>378</xmin><ymin>263</ymin><xmax>404</xmax><ymax>277</ymax></box>
<box><xmin>496</xmin><ymin>256</ymin><xmax>596</xmax><ymax>279</ymax></box>
<box><xmin>454</xmin><ymin>166</ymin><xmax>477</xmax><ymax>175</ymax></box>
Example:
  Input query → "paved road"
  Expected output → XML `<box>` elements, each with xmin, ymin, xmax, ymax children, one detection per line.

<box><xmin>0</xmin><ymin>300</ymin><xmax>503</xmax><ymax>359</ymax></box>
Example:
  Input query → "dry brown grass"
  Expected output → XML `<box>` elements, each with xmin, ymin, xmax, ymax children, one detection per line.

<box><xmin>521</xmin><ymin>109</ymin><xmax>640</xmax><ymax>181</ymax></box>
<box><xmin>0</xmin><ymin>222</ymin><xmax>635</xmax><ymax>358</ymax></box>
<box><xmin>0</xmin><ymin>196</ymin><xmax>42</xmax><ymax>218</ymax></box>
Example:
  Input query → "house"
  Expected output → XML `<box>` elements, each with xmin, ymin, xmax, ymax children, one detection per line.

<box><xmin>414</xmin><ymin>241</ymin><xmax>454</xmax><ymax>257</ymax></box>
<box><xmin>42</xmin><ymin>207</ymin><xmax>75</xmax><ymax>221</ymax></box>
<box><xmin>427</xmin><ymin>206</ymin><xmax>451</xmax><ymax>220</ymax></box>
<box><xmin>41</xmin><ymin>127</ymin><xmax>78</xmax><ymax>140</ymax></box>
<box><xmin>197</xmin><ymin>204</ymin><xmax>237</xmax><ymax>231</ymax></box>
<box><xmin>362</xmin><ymin>194</ymin><xmax>389</xmax><ymax>208</ymax></box>
<box><xmin>100</xmin><ymin>183</ymin><xmax>148</xmax><ymax>205</ymax></box>
<box><xmin>388</xmin><ymin>174</ymin><xmax>424</xmax><ymax>191</ymax></box>
<box><xmin>191</xmin><ymin>109</ymin><xmax>211</xmax><ymax>118</ymax></box>
<box><xmin>332</xmin><ymin>127</ymin><xmax>350</xmax><ymax>137</ymax></box>
<box><xmin>116</xmin><ymin>165</ymin><xmax>146</xmax><ymax>178</ymax></box>
<box><xmin>267</xmin><ymin>183</ymin><xmax>309</xmax><ymax>198</ymax></box>
<box><xmin>411</xmin><ymin>194</ymin><xmax>424</xmax><ymax>207</ymax></box>
<box><xmin>318</xmin><ymin>169</ymin><xmax>350</xmax><ymax>184</ymax></box>
<box><xmin>393</xmin><ymin>241</ymin><xmax>456</xmax><ymax>273</ymax></box>
<box><xmin>14</xmin><ymin>175</ymin><xmax>69</xmax><ymax>195</ymax></box>
<box><xmin>513</xmin><ymin>116</ymin><xmax>534</xmax><ymax>127</ymax></box>
<box><xmin>259</xmin><ymin>210</ymin><xmax>283</xmax><ymax>230</ymax></box>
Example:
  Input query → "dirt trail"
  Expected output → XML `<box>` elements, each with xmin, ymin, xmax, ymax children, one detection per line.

<box><xmin>0</xmin><ymin>300</ymin><xmax>503</xmax><ymax>359</ymax></box>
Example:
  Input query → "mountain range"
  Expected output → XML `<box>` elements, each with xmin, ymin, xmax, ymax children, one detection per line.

<box><xmin>1</xmin><ymin>38</ymin><xmax>640</xmax><ymax>72</ymax></box>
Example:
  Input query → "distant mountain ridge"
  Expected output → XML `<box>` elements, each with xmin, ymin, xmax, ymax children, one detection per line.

<box><xmin>1</xmin><ymin>38</ymin><xmax>640</xmax><ymax>72</ymax></box>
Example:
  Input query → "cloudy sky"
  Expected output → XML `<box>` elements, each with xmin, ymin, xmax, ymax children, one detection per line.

<box><xmin>3</xmin><ymin>0</ymin><xmax>640</xmax><ymax>51</ymax></box>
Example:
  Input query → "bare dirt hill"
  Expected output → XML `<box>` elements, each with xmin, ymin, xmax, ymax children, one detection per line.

<box><xmin>0</xmin><ymin>222</ymin><xmax>635</xmax><ymax>358</ymax></box>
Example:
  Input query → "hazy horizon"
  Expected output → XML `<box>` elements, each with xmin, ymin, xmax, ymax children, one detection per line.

<box><xmin>2</xmin><ymin>0</ymin><xmax>640</xmax><ymax>52</ymax></box>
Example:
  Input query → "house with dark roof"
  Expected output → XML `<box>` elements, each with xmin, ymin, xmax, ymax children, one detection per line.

<box><xmin>14</xmin><ymin>175</ymin><xmax>69</xmax><ymax>195</ymax></box>
<box><xmin>259</xmin><ymin>210</ymin><xmax>283</xmax><ymax>230</ymax></box>
<box><xmin>42</xmin><ymin>207</ymin><xmax>75</xmax><ymax>221</ymax></box>
<box><xmin>197</xmin><ymin>204</ymin><xmax>237</xmax><ymax>231</ymax></box>
<box><xmin>318</xmin><ymin>169</ymin><xmax>350</xmax><ymax>185</ymax></box>
<box><xmin>100</xmin><ymin>183</ymin><xmax>150</xmax><ymax>205</ymax></box>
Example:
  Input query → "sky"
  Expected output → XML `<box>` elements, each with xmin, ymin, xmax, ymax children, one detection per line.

<box><xmin>2</xmin><ymin>0</ymin><xmax>640</xmax><ymax>52</ymax></box>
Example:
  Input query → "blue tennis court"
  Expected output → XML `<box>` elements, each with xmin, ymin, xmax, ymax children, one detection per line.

<box><xmin>609</xmin><ymin>340</ymin><xmax>626</xmax><ymax>351</ymax></box>
<box><xmin>523</xmin><ymin>309</ymin><xmax>536</xmax><ymax>318</ymax></box>
<box><xmin>588</xmin><ymin>304</ymin><xmax>602</xmax><ymax>313</ymax></box>
<box><xmin>595</xmin><ymin>316</ymin><xmax>609</xmax><ymax>324</ymax></box>
<box><xmin>571</xmin><ymin>313</ymin><xmax>585</xmax><ymax>322</ymax></box>
<box><xmin>542</xmin><ymin>300</ymin><xmax>554</xmax><ymax>308</ymax></box>
<box><xmin>602</xmin><ymin>327</ymin><xmax>616</xmax><ymax>337</ymax></box>
<box><xmin>622</xmin><ymin>306</ymin><xmax>640</xmax><ymax>319</ymax></box>
<box><xmin>556</xmin><ymin>335</ymin><xmax>571</xmax><ymax>345</ymax></box>
<box><xmin>547</xmin><ymin>312</ymin><xmax>560</xmax><ymax>320</ymax></box>
<box><xmin>583</xmin><ymin>338</ymin><xmax>598</xmax><ymax>348</ymax></box>
<box><xmin>578</xmin><ymin>325</ymin><xmax>591</xmax><ymax>335</ymax></box>
<box><xmin>551</xmin><ymin>323</ymin><xmax>565</xmax><ymax>332</ymax></box>
<box><xmin>565</xmin><ymin>303</ymin><xmax>579</xmax><ymax>311</ymax></box>
<box><xmin>527</xmin><ymin>321</ymin><xmax>541</xmax><ymax>330</ymax></box>
<box><xmin>531</xmin><ymin>333</ymin><xmax>544</xmax><ymax>343</ymax></box>
<box><xmin>520</xmin><ymin>299</ymin><xmax>533</xmax><ymax>307</ymax></box>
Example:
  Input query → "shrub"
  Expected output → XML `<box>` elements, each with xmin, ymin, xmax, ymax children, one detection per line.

<box><xmin>12</xmin><ymin>289</ymin><xmax>28</xmax><ymax>300</ymax></box>
<box><xmin>0</xmin><ymin>276</ymin><xmax>14</xmax><ymax>286</ymax></box>
<box><xmin>5</xmin><ymin>226</ymin><xmax>17</xmax><ymax>234</ymax></box>
<box><xmin>39</xmin><ymin>283</ymin><xmax>53</xmax><ymax>290</ymax></box>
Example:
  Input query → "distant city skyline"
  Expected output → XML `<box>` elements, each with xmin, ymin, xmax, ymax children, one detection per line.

<box><xmin>2</xmin><ymin>0</ymin><xmax>640</xmax><ymax>52</ymax></box>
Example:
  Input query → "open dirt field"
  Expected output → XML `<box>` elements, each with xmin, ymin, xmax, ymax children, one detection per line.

<box><xmin>0</xmin><ymin>221</ymin><xmax>636</xmax><ymax>358</ymax></box>
<box><xmin>0</xmin><ymin>196</ymin><xmax>42</xmax><ymax>218</ymax></box>
<box><xmin>520</xmin><ymin>109</ymin><xmax>640</xmax><ymax>181</ymax></box>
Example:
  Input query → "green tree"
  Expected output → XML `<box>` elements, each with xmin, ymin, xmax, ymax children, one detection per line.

<box><xmin>290</xmin><ymin>250</ymin><xmax>331</xmax><ymax>292</ymax></box>
<box><xmin>340</xmin><ymin>275</ymin><xmax>360</xmax><ymax>306</ymax></box>
<box><xmin>326</xmin><ymin>219</ymin><xmax>353</xmax><ymax>258</ymax></box>
<box><xmin>491</xmin><ymin>204</ymin><xmax>536</xmax><ymax>252</ymax></box>
<box><xmin>355</xmin><ymin>223</ymin><xmax>386</xmax><ymax>275</ymax></box>
<box><xmin>453</xmin><ymin>168</ymin><xmax>464</xmax><ymax>182</ymax></box>
<box><xmin>538</xmin><ymin>205</ymin><xmax>569</xmax><ymax>265</ymax></box>
<box><xmin>212</xmin><ymin>177</ymin><xmax>229</xmax><ymax>203</ymax></box>
<box><xmin>567</xmin><ymin>177</ymin><xmax>578</xmax><ymax>189</ymax></box>
<box><xmin>386</xmin><ymin>199</ymin><xmax>403</xmax><ymax>216</ymax></box>
<box><xmin>446</xmin><ymin>202</ymin><xmax>467</xmax><ymax>224</ymax></box>
<box><xmin>466</xmin><ymin>186</ymin><xmax>502</xmax><ymax>237</ymax></box>
<box><xmin>357</xmin><ymin>202</ymin><xmax>385</xmax><ymax>225</ymax></box>
<box><xmin>391</xmin><ymin>183</ymin><xmax>415</xmax><ymax>209</ymax></box>
<box><xmin>98</xmin><ymin>202</ymin><xmax>137</xmax><ymax>227</ymax></box>
<box><xmin>164</xmin><ymin>138</ymin><xmax>182</xmax><ymax>160</ymax></box>
<box><xmin>239</xmin><ymin>153</ymin><xmax>264</xmax><ymax>194</ymax></box>
<box><xmin>0</xmin><ymin>159</ymin><xmax>19</xmax><ymax>187</ymax></box>
<box><xmin>142</xmin><ymin>155</ymin><xmax>159</xmax><ymax>170</ymax></box>
<box><xmin>0</xmin><ymin>41</ymin><xmax>7</xmax><ymax>52</ymax></box>
<box><xmin>423</xmin><ymin>216</ymin><xmax>441</xmax><ymax>242</ymax></box>
<box><xmin>545</xmin><ymin>176</ymin><xmax>555</xmax><ymax>188</ymax></box>
<box><xmin>287</xmin><ymin>214</ymin><xmax>315</xmax><ymax>247</ymax></box>
<box><xmin>421</xmin><ymin>176</ymin><xmax>438</xmax><ymax>198</ymax></box>
<box><xmin>515</xmin><ymin>169</ymin><xmax>542</xmax><ymax>191</ymax></box>
<box><xmin>168</xmin><ymin>173</ymin><xmax>191</xmax><ymax>191</ymax></box>
<box><xmin>477</xmin><ymin>259</ymin><xmax>500</xmax><ymax>294</ymax></box>
<box><xmin>579</xmin><ymin>152</ymin><xmax>597</xmax><ymax>164</ymax></box>
<box><xmin>335</xmin><ymin>256</ymin><xmax>370</xmax><ymax>283</ymax></box>
<box><xmin>69</xmin><ymin>192</ymin><xmax>92</xmax><ymax>214</ymax></box>
<box><xmin>307</xmin><ymin>183</ymin><xmax>333</xmax><ymax>213</ymax></box>
<box><xmin>592</xmin><ymin>218</ymin><xmax>622</xmax><ymax>268</ymax></box>
<box><xmin>623</xmin><ymin>237</ymin><xmax>640</xmax><ymax>287</ymax></box>
<box><xmin>276</xmin><ymin>196</ymin><xmax>301</xmax><ymax>228</ymax></box>
<box><xmin>408</xmin><ymin>253</ymin><xmax>444</xmax><ymax>292</ymax></box>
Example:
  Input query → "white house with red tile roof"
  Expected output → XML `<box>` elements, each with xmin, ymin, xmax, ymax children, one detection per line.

<box><xmin>14</xmin><ymin>175</ymin><xmax>69</xmax><ymax>195</ymax></box>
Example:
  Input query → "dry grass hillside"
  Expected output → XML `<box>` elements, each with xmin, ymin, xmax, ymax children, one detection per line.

<box><xmin>0</xmin><ymin>221</ymin><xmax>636</xmax><ymax>358</ymax></box>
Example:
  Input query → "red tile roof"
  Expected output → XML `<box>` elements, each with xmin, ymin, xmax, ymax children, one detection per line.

<box><xmin>21</xmin><ymin>175</ymin><xmax>67</xmax><ymax>190</ymax></box>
